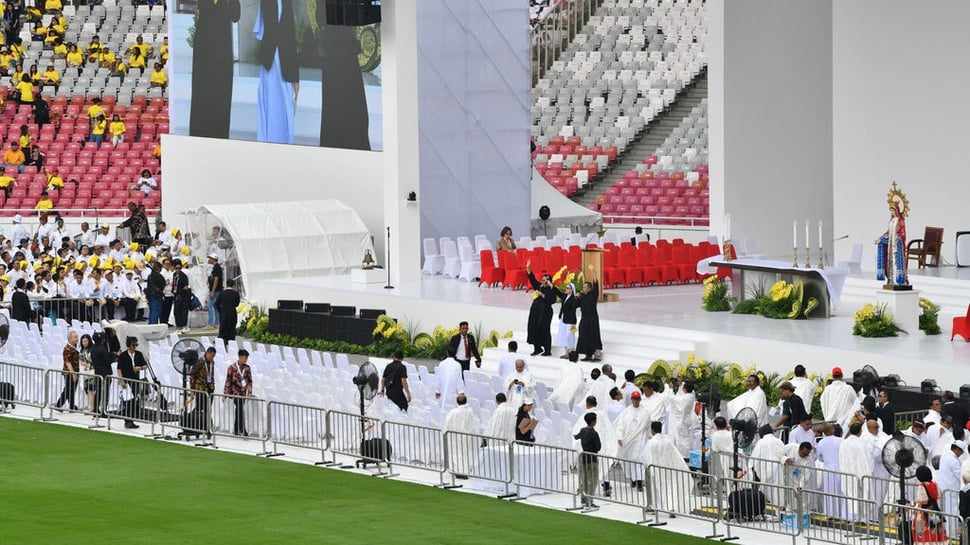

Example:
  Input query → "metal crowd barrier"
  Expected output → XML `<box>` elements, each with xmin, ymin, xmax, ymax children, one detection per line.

<box><xmin>718</xmin><ymin>476</ymin><xmax>802</xmax><ymax>545</ymax></box>
<box><xmin>328</xmin><ymin>409</ymin><xmax>389</xmax><ymax>475</ymax></box>
<box><xmin>211</xmin><ymin>393</ymin><xmax>268</xmax><ymax>447</ymax></box>
<box><xmin>880</xmin><ymin>501</ymin><xmax>964</xmax><ymax>545</ymax></box>
<box><xmin>154</xmin><ymin>383</ymin><xmax>209</xmax><ymax>443</ymax></box>
<box><xmin>384</xmin><ymin>420</ymin><xmax>446</xmax><ymax>484</ymax></box>
<box><xmin>511</xmin><ymin>440</ymin><xmax>578</xmax><ymax>507</ymax></box>
<box><xmin>43</xmin><ymin>369</ymin><xmax>105</xmax><ymax>427</ymax></box>
<box><xmin>645</xmin><ymin>465</ymin><xmax>721</xmax><ymax>537</ymax></box>
<box><xmin>582</xmin><ymin>450</ymin><xmax>650</xmax><ymax>521</ymax></box>
<box><xmin>895</xmin><ymin>409</ymin><xmax>929</xmax><ymax>431</ymax></box>
<box><xmin>0</xmin><ymin>361</ymin><xmax>47</xmax><ymax>416</ymax></box>
<box><xmin>264</xmin><ymin>401</ymin><xmax>329</xmax><ymax>463</ymax></box>
<box><xmin>801</xmin><ymin>487</ymin><xmax>879</xmax><ymax>545</ymax></box>
<box><xmin>104</xmin><ymin>375</ymin><xmax>163</xmax><ymax>436</ymax></box>
<box><xmin>448</xmin><ymin>430</ymin><xmax>515</xmax><ymax>497</ymax></box>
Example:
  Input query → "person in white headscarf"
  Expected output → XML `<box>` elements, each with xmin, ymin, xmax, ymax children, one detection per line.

<box><xmin>840</xmin><ymin>422</ymin><xmax>874</xmax><ymax>522</ymax></box>
<box><xmin>548</xmin><ymin>351</ymin><xmax>585</xmax><ymax>409</ymax></box>
<box><xmin>820</xmin><ymin>367</ymin><xmax>859</xmax><ymax>429</ymax></box>
<box><xmin>443</xmin><ymin>394</ymin><xmax>479</xmax><ymax>479</ymax></box>
<box><xmin>613</xmin><ymin>390</ymin><xmax>651</xmax><ymax>491</ymax></box>
<box><xmin>726</xmin><ymin>374</ymin><xmax>768</xmax><ymax>424</ymax></box>
<box><xmin>643</xmin><ymin>421</ymin><xmax>692</xmax><ymax>513</ymax></box>
<box><xmin>485</xmin><ymin>392</ymin><xmax>515</xmax><ymax>443</ymax></box>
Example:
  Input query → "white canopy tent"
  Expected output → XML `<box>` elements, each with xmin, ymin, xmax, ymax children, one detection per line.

<box><xmin>185</xmin><ymin>200</ymin><xmax>374</xmax><ymax>297</ymax></box>
<box><xmin>530</xmin><ymin>167</ymin><xmax>602</xmax><ymax>236</ymax></box>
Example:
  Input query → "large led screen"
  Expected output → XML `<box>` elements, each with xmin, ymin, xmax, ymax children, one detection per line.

<box><xmin>169</xmin><ymin>0</ymin><xmax>382</xmax><ymax>150</ymax></box>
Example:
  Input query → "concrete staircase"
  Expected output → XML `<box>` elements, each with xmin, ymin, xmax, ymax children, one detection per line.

<box><xmin>574</xmin><ymin>69</ymin><xmax>708</xmax><ymax>207</ymax></box>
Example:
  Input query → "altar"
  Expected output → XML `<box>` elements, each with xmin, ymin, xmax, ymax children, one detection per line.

<box><xmin>705</xmin><ymin>258</ymin><xmax>850</xmax><ymax>317</ymax></box>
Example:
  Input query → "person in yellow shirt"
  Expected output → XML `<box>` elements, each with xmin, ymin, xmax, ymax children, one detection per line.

<box><xmin>97</xmin><ymin>47</ymin><xmax>116</xmax><ymax>68</ymax></box>
<box><xmin>90</xmin><ymin>114</ymin><xmax>106</xmax><ymax>149</ymax></box>
<box><xmin>40</xmin><ymin>64</ymin><xmax>59</xmax><ymax>90</ymax></box>
<box><xmin>11</xmin><ymin>64</ymin><xmax>26</xmax><ymax>87</ymax></box>
<box><xmin>44</xmin><ymin>168</ymin><xmax>63</xmax><ymax>191</ymax></box>
<box><xmin>15</xmin><ymin>74</ymin><xmax>34</xmax><ymax>105</ymax></box>
<box><xmin>25</xmin><ymin>4</ymin><xmax>42</xmax><ymax>22</ymax></box>
<box><xmin>109</xmin><ymin>113</ymin><xmax>126</xmax><ymax>147</ymax></box>
<box><xmin>65</xmin><ymin>43</ymin><xmax>82</xmax><ymax>66</ymax></box>
<box><xmin>149</xmin><ymin>63</ymin><xmax>166</xmax><ymax>89</ymax></box>
<box><xmin>51</xmin><ymin>13</ymin><xmax>67</xmax><ymax>35</ymax></box>
<box><xmin>31</xmin><ymin>22</ymin><xmax>47</xmax><ymax>41</ymax></box>
<box><xmin>159</xmin><ymin>37</ymin><xmax>169</xmax><ymax>66</ymax></box>
<box><xmin>0</xmin><ymin>47</ymin><xmax>12</xmax><ymax>75</ymax></box>
<box><xmin>44</xmin><ymin>0</ymin><xmax>62</xmax><ymax>13</ymax></box>
<box><xmin>127</xmin><ymin>48</ymin><xmax>146</xmax><ymax>74</ymax></box>
<box><xmin>44</xmin><ymin>28</ymin><xmax>59</xmax><ymax>47</ymax></box>
<box><xmin>3</xmin><ymin>142</ymin><xmax>25</xmax><ymax>173</ymax></box>
<box><xmin>10</xmin><ymin>40</ymin><xmax>25</xmax><ymax>63</ymax></box>
<box><xmin>87</xmin><ymin>97</ymin><xmax>103</xmax><ymax>132</ymax></box>
<box><xmin>111</xmin><ymin>59</ymin><xmax>128</xmax><ymax>82</ymax></box>
<box><xmin>52</xmin><ymin>38</ymin><xmax>67</xmax><ymax>58</ymax></box>
<box><xmin>152</xmin><ymin>142</ymin><xmax>161</xmax><ymax>161</ymax></box>
<box><xmin>0</xmin><ymin>167</ymin><xmax>17</xmax><ymax>201</ymax></box>
<box><xmin>35</xmin><ymin>190</ymin><xmax>54</xmax><ymax>211</ymax></box>
<box><xmin>86</xmin><ymin>36</ymin><xmax>102</xmax><ymax>57</ymax></box>
<box><xmin>19</xmin><ymin>124</ymin><xmax>32</xmax><ymax>149</ymax></box>
<box><xmin>129</xmin><ymin>35</ymin><xmax>152</xmax><ymax>59</ymax></box>
<box><xmin>27</xmin><ymin>64</ymin><xmax>40</xmax><ymax>84</ymax></box>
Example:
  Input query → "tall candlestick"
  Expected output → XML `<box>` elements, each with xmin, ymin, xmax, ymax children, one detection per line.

<box><xmin>804</xmin><ymin>220</ymin><xmax>810</xmax><ymax>268</ymax></box>
<box><xmin>804</xmin><ymin>221</ymin><xmax>809</xmax><ymax>248</ymax></box>
<box><xmin>793</xmin><ymin>221</ymin><xmax>797</xmax><ymax>249</ymax></box>
<box><xmin>818</xmin><ymin>220</ymin><xmax>823</xmax><ymax>249</ymax></box>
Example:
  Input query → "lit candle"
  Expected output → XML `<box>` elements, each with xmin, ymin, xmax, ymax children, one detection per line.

<box><xmin>805</xmin><ymin>220</ymin><xmax>809</xmax><ymax>249</ymax></box>
<box><xmin>793</xmin><ymin>221</ymin><xmax>797</xmax><ymax>248</ymax></box>
<box><xmin>818</xmin><ymin>220</ymin><xmax>823</xmax><ymax>248</ymax></box>
<box><xmin>724</xmin><ymin>214</ymin><xmax>731</xmax><ymax>241</ymax></box>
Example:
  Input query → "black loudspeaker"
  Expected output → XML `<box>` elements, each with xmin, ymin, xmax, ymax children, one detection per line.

<box><xmin>325</xmin><ymin>0</ymin><xmax>381</xmax><ymax>26</ymax></box>
<box><xmin>921</xmin><ymin>379</ymin><xmax>939</xmax><ymax>394</ymax></box>
<box><xmin>883</xmin><ymin>374</ymin><xmax>900</xmax><ymax>388</ymax></box>
<box><xmin>331</xmin><ymin>305</ymin><xmax>357</xmax><ymax>317</ymax></box>
<box><xmin>960</xmin><ymin>385</ymin><xmax>970</xmax><ymax>399</ymax></box>
<box><xmin>278</xmin><ymin>300</ymin><xmax>304</xmax><ymax>310</ymax></box>
<box><xmin>305</xmin><ymin>303</ymin><xmax>332</xmax><ymax>314</ymax></box>
<box><xmin>359</xmin><ymin>308</ymin><xmax>385</xmax><ymax>320</ymax></box>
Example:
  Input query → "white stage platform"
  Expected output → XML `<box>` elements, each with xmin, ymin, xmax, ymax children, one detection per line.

<box><xmin>257</xmin><ymin>266</ymin><xmax>970</xmax><ymax>388</ymax></box>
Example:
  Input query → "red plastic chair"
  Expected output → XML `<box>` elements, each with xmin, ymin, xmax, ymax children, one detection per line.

<box><xmin>635</xmin><ymin>244</ymin><xmax>662</xmax><ymax>285</ymax></box>
<box><xmin>478</xmin><ymin>249</ymin><xmax>504</xmax><ymax>287</ymax></box>
<box><xmin>951</xmin><ymin>304</ymin><xmax>970</xmax><ymax>342</ymax></box>
<box><xmin>499</xmin><ymin>250</ymin><xmax>529</xmax><ymax>290</ymax></box>
<box><xmin>601</xmin><ymin>248</ymin><xmax>627</xmax><ymax>288</ymax></box>
<box><xmin>617</xmin><ymin>244</ymin><xmax>643</xmax><ymax>286</ymax></box>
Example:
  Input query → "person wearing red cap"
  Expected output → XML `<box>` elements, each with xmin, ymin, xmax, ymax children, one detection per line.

<box><xmin>820</xmin><ymin>367</ymin><xmax>858</xmax><ymax>430</ymax></box>
<box><xmin>614</xmin><ymin>389</ymin><xmax>650</xmax><ymax>491</ymax></box>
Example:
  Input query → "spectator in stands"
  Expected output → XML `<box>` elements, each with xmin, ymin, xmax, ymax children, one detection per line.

<box><xmin>109</xmin><ymin>114</ymin><xmax>126</xmax><ymax>148</ymax></box>
<box><xmin>97</xmin><ymin>46</ymin><xmax>116</xmax><ymax>68</ymax></box>
<box><xmin>4</xmin><ymin>142</ymin><xmax>25</xmax><ymax>172</ymax></box>
<box><xmin>14</xmin><ymin>73</ymin><xmax>33</xmax><ymax>105</ymax></box>
<box><xmin>44</xmin><ymin>0</ymin><xmax>61</xmax><ymax>13</ymax></box>
<box><xmin>110</xmin><ymin>58</ymin><xmax>127</xmax><ymax>82</ymax></box>
<box><xmin>10</xmin><ymin>40</ymin><xmax>25</xmax><ymax>65</ymax></box>
<box><xmin>25</xmin><ymin>2</ymin><xmax>42</xmax><ymax>23</ymax></box>
<box><xmin>0</xmin><ymin>167</ymin><xmax>16</xmax><ymax>201</ymax></box>
<box><xmin>44</xmin><ymin>28</ymin><xmax>59</xmax><ymax>48</ymax></box>
<box><xmin>65</xmin><ymin>43</ymin><xmax>82</xmax><ymax>67</ymax></box>
<box><xmin>127</xmin><ymin>48</ymin><xmax>146</xmax><ymax>75</ymax></box>
<box><xmin>52</xmin><ymin>37</ymin><xmax>67</xmax><ymax>59</ymax></box>
<box><xmin>128</xmin><ymin>35</ymin><xmax>151</xmax><ymax>59</ymax></box>
<box><xmin>0</xmin><ymin>47</ymin><xmax>11</xmax><ymax>75</ymax></box>
<box><xmin>31</xmin><ymin>23</ymin><xmax>46</xmax><ymax>42</ymax></box>
<box><xmin>27</xmin><ymin>64</ymin><xmax>39</xmax><ymax>84</ymax></box>
<box><xmin>86</xmin><ymin>97</ymin><xmax>103</xmax><ymax>132</ymax></box>
<box><xmin>90</xmin><ymin>114</ymin><xmax>107</xmax><ymax>148</ymax></box>
<box><xmin>86</xmin><ymin>35</ymin><xmax>102</xmax><ymax>57</ymax></box>
<box><xmin>496</xmin><ymin>226</ymin><xmax>516</xmax><ymax>251</ymax></box>
<box><xmin>159</xmin><ymin>36</ymin><xmax>168</xmax><ymax>66</ymax></box>
<box><xmin>190</xmin><ymin>0</ymin><xmax>241</xmax><ymax>139</ymax></box>
<box><xmin>50</xmin><ymin>10</ymin><xmax>65</xmax><ymax>36</ymax></box>
<box><xmin>149</xmin><ymin>63</ymin><xmax>166</xmax><ymax>89</ymax></box>
<box><xmin>40</xmin><ymin>64</ymin><xmax>58</xmax><ymax>90</ymax></box>
<box><xmin>18</xmin><ymin>124</ymin><xmax>32</xmax><ymax>149</ymax></box>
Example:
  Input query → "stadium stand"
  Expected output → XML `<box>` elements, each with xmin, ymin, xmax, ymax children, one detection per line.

<box><xmin>0</xmin><ymin>2</ymin><xmax>167</xmax><ymax>217</ymax></box>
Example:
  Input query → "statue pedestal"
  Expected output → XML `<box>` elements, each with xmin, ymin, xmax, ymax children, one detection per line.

<box><xmin>875</xmin><ymin>288</ymin><xmax>920</xmax><ymax>335</ymax></box>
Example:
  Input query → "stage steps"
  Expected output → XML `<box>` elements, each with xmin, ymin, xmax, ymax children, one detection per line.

<box><xmin>480</xmin><ymin>320</ymin><xmax>708</xmax><ymax>387</ymax></box>
<box><xmin>840</xmin><ymin>273</ymin><xmax>970</xmax><ymax>318</ymax></box>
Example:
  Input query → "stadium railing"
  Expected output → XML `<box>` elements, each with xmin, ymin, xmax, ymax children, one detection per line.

<box><xmin>210</xmin><ymin>392</ymin><xmax>268</xmax><ymax>449</ymax></box>
<box><xmin>42</xmin><ymin>368</ymin><xmax>106</xmax><ymax>427</ymax></box>
<box><xmin>153</xmin><ymin>382</ymin><xmax>210</xmax><ymax>442</ymax></box>
<box><xmin>383</xmin><ymin>420</ymin><xmax>447</xmax><ymax>485</ymax></box>
<box><xmin>718</xmin><ymin>476</ymin><xmax>803</xmax><ymax>545</ymax></box>
<box><xmin>104</xmin><ymin>374</ymin><xmax>164</xmax><ymax>436</ymax></box>
<box><xmin>895</xmin><ymin>409</ymin><xmax>929</xmax><ymax>431</ymax></box>
<box><xmin>510</xmin><ymin>440</ymin><xmax>579</xmax><ymax>507</ymax></box>
<box><xmin>445</xmin><ymin>430</ymin><xmax>516</xmax><ymax>497</ymax></box>
<box><xmin>0</xmin><ymin>361</ymin><xmax>47</xmax><ymax>417</ymax></box>
<box><xmin>328</xmin><ymin>409</ymin><xmax>391</xmax><ymax>476</ymax></box>
<box><xmin>644</xmin><ymin>464</ymin><xmax>721</xmax><ymax>537</ymax></box>
<box><xmin>881</xmin><ymin>501</ymin><xmax>965</xmax><ymax>545</ymax></box>
<box><xmin>263</xmin><ymin>400</ymin><xmax>330</xmax><ymax>465</ymax></box>
<box><xmin>584</xmin><ymin>449</ymin><xmax>652</xmax><ymax>521</ymax></box>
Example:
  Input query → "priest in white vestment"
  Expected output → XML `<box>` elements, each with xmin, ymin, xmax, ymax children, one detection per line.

<box><xmin>666</xmin><ymin>380</ymin><xmax>699</xmax><ymax>458</ymax></box>
<box><xmin>548</xmin><ymin>352</ymin><xmax>585</xmax><ymax>409</ymax></box>
<box><xmin>435</xmin><ymin>350</ymin><xmax>465</xmax><ymax>406</ymax></box>
<box><xmin>937</xmin><ymin>440</ymin><xmax>966</xmax><ymax>537</ymax></box>
<box><xmin>840</xmin><ymin>422</ymin><xmax>875</xmax><ymax>522</ymax></box>
<box><xmin>588</xmin><ymin>368</ymin><xmax>616</xmax><ymax>416</ymax></box>
<box><xmin>572</xmin><ymin>395</ymin><xmax>617</xmax><ymax>495</ymax></box>
<box><xmin>820</xmin><ymin>368</ymin><xmax>858</xmax><ymax>429</ymax></box>
<box><xmin>443</xmin><ymin>395</ymin><xmax>479</xmax><ymax>478</ymax></box>
<box><xmin>866</xmin><ymin>418</ymin><xmax>892</xmax><ymax>520</ymax></box>
<box><xmin>643</xmin><ymin>421</ymin><xmax>692</xmax><ymax>511</ymax></box>
<box><xmin>931</xmin><ymin>418</ymin><xmax>957</xmax><ymax>461</ymax></box>
<box><xmin>779</xmin><ymin>441</ymin><xmax>816</xmax><ymax>512</ymax></box>
<box><xmin>789</xmin><ymin>364</ymin><xmax>815</xmax><ymax>415</ymax></box>
<box><xmin>497</xmin><ymin>342</ymin><xmax>521</xmax><ymax>383</ymax></box>
<box><xmin>710</xmin><ymin>416</ymin><xmax>735</xmax><ymax>481</ymax></box>
<box><xmin>619</xmin><ymin>370</ymin><xmax>639</xmax><ymax>406</ymax></box>
<box><xmin>749</xmin><ymin>425</ymin><xmax>785</xmax><ymax>505</ymax></box>
<box><xmin>640</xmin><ymin>381</ymin><xmax>668</xmax><ymax>423</ymax></box>
<box><xmin>504</xmin><ymin>359</ymin><xmax>536</xmax><ymax>409</ymax></box>
<box><xmin>614</xmin><ymin>390</ymin><xmax>651</xmax><ymax>489</ymax></box>
<box><xmin>924</xmin><ymin>398</ymin><xmax>942</xmax><ymax>427</ymax></box>
<box><xmin>901</xmin><ymin>420</ymin><xmax>929</xmax><ymax>450</ymax></box>
<box><xmin>486</xmin><ymin>392</ymin><xmax>516</xmax><ymax>443</ymax></box>
<box><xmin>815</xmin><ymin>424</ymin><xmax>846</xmax><ymax>519</ymax></box>
<box><xmin>726</xmin><ymin>374</ymin><xmax>768</xmax><ymax>424</ymax></box>
<box><xmin>788</xmin><ymin>417</ymin><xmax>816</xmax><ymax>447</ymax></box>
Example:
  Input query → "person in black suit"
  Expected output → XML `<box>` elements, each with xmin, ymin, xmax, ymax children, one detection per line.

<box><xmin>942</xmin><ymin>391</ymin><xmax>968</xmax><ymax>431</ymax></box>
<box><xmin>172</xmin><ymin>259</ymin><xmax>192</xmax><ymax>332</ymax></box>
<box><xmin>116</xmin><ymin>336</ymin><xmax>148</xmax><ymax>429</ymax></box>
<box><xmin>876</xmin><ymin>389</ymin><xmax>896</xmax><ymax>434</ymax></box>
<box><xmin>215</xmin><ymin>278</ymin><xmax>240</xmax><ymax>347</ymax></box>
<box><xmin>90</xmin><ymin>332</ymin><xmax>114</xmax><ymax>417</ymax></box>
<box><xmin>189</xmin><ymin>0</ymin><xmax>240</xmax><ymax>138</ymax></box>
<box><xmin>9</xmin><ymin>277</ymin><xmax>32</xmax><ymax>323</ymax></box>
<box><xmin>525</xmin><ymin>260</ymin><xmax>556</xmax><ymax>356</ymax></box>
<box><xmin>446</xmin><ymin>321</ymin><xmax>481</xmax><ymax>373</ymax></box>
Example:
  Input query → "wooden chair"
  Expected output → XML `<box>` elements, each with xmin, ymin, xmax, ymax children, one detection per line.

<box><xmin>907</xmin><ymin>226</ymin><xmax>944</xmax><ymax>268</ymax></box>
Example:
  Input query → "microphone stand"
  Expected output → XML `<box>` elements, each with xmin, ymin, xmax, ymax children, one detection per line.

<box><xmin>384</xmin><ymin>227</ymin><xmax>393</xmax><ymax>290</ymax></box>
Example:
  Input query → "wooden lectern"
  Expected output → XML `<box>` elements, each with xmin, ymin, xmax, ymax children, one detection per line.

<box><xmin>581</xmin><ymin>248</ymin><xmax>606</xmax><ymax>302</ymax></box>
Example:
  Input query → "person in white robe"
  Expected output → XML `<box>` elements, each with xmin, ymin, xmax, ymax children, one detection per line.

<box><xmin>937</xmin><ymin>440</ymin><xmax>966</xmax><ymax>537</ymax></box>
<box><xmin>435</xmin><ymin>350</ymin><xmax>464</xmax><ymax>406</ymax></box>
<box><xmin>820</xmin><ymin>368</ymin><xmax>859</xmax><ymax>429</ymax></box>
<box><xmin>443</xmin><ymin>395</ymin><xmax>479</xmax><ymax>478</ymax></box>
<box><xmin>924</xmin><ymin>398</ymin><xmax>942</xmax><ymax>427</ymax></box>
<box><xmin>640</xmin><ymin>380</ymin><xmax>669</xmax><ymax>424</ymax></box>
<box><xmin>613</xmin><ymin>390</ymin><xmax>651</xmax><ymax>489</ymax></box>
<box><xmin>710</xmin><ymin>416</ymin><xmax>736</xmax><ymax>482</ymax></box>
<box><xmin>606</xmin><ymin>387</ymin><xmax>625</xmax><ymax>421</ymax></box>
<box><xmin>726</xmin><ymin>374</ymin><xmax>768</xmax><ymax>424</ymax></box>
<box><xmin>666</xmin><ymin>379</ymin><xmax>699</xmax><ymax>459</ymax></box>
<box><xmin>485</xmin><ymin>392</ymin><xmax>516</xmax><ymax>443</ymax></box>
<box><xmin>788</xmin><ymin>417</ymin><xmax>816</xmax><ymax>447</ymax></box>
<box><xmin>840</xmin><ymin>422</ymin><xmax>875</xmax><ymax>522</ymax></box>
<box><xmin>496</xmin><ymin>342</ymin><xmax>520</xmax><ymax>384</ymax></box>
<box><xmin>902</xmin><ymin>420</ymin><xmax>929</xmax><ymax>450</ymax></box>
<box><xmin>588</xmin><ymin>366</ymin><xmax>616</xmax><ymax>416</ymax></box>
<box><xmin>931</xmin><ymin>419</ymin><xmax>956</xmax><ymax>461</ymax></box>
<box><xmin>619</xmin><ymin>369</ymin><xmax>639</xmax><ymax>406</ymax></box>
<box><xmin>571</xmin><ymin>395</ymin><xmax>617</xmax><ymax>496</ymax></box>
<box><xmin>253</xmin><ymin>0</ymin><xmax>298</xmax><ymax>144</ymax></box>
<box><xmin>643</xmin><ymin>421</ymin><xmax>692</xmax><ymax>512</ymax></box>
<box><xmin>866</xmin><ymin>417</ymin><xmax>892</xmax><ymax>520</ymax></box>
<box><xmin>779</xmin><ymin>441</ymin><xmax>816</xmax><ymax>513</ymax></box>
<box><xmin>815</xmin><ymin>424</ymin><xmax>847</xmax><ymax>519</ymax></box>
<box><xmin>504</xmin><ymin>359</ymin><xmax>535</xmax><ymax>409</ymax></box>
<box><xmin>749</xmin><ymin>425</ymin><xmax>785</xmax><ymax>506</ymax></box>
<box><xmin>789</xmin><ymin>364</ymin><xmax>815</xmax><ymax>414</ymax></box>
<box><xmin>548</xmin><ymin>351</ymin><xmax>585</xmax><ymax>409</ymax></box>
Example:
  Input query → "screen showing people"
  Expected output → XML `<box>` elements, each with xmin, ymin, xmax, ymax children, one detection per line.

<box><xmin>170</xmin><ymin>0</ymin><xmax>382</xmax><ymax>150</ymax></box>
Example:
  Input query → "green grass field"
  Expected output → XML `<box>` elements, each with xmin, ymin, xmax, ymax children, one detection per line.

<box><xmin>1</xmin><ymin>418</ymin><xmax>713</xmax><ymax>544</ymax></box>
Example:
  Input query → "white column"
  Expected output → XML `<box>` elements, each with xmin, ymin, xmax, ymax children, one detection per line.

<box><xmin>382</xmin><ymin>0</ymin><xmax>422</xmax><ymax>284</ymax></box>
